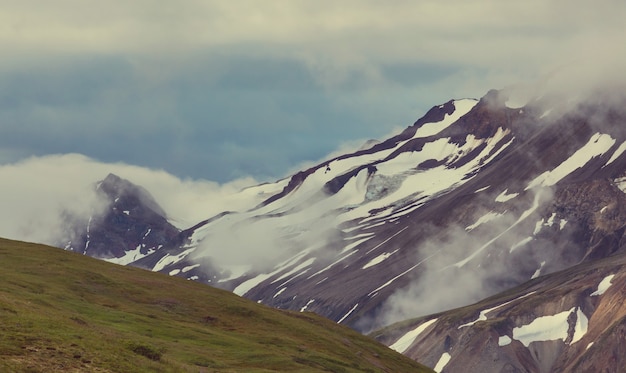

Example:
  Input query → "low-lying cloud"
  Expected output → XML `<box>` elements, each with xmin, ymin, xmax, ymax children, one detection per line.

<box><xmin>375</xmin><ymin>187</ymin><xmax>557</xmax><ymax>329</ymax></box>
<box><xmin>0</xmin><ymin>153</ymin><xmax>260</xmax><ymax>246</ymax></box>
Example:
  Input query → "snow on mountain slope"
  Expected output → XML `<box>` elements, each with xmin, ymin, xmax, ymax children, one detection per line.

<box><xmin>66</xmin><ymin>88</ymin><xmax>626</xmax><ymax>350</ymax></box>
<box><xmin>526</xmin><ymin>132</ymin><xmax>616</xmax><ymax>189</ymax></box>
<box><xmin>134</xmin><ymin>90</ymin><xmax>621</xmax><ymax>327</ymax></box>
<box><xmin>374</xmin><ymin>251</ymin><xmax>626</xmax><ymax>373</ymax></box>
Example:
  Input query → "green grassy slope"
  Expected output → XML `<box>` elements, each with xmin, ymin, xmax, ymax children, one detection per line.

<box><xmin>0</xmin><ymin>238</ymin><xmax>432</xmax><ymax>372</ymax></box>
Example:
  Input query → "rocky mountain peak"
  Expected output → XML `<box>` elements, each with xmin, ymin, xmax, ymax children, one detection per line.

<box><xmin>63</xmin><ymin>174</ymin><xmax>180</xmax><ymax>261</ymax></box>
<box><xmin>97</xmin><ymin>173</ymin><xmax>167</xmax><ymax>218</ymax></box>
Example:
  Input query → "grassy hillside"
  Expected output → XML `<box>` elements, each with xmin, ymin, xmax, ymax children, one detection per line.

<box><xmin>0</xmin><ymin>238</ymin><xmax>432</xmax><ymax>372</ymax></box>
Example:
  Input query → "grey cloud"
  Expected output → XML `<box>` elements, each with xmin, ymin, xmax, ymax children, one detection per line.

<box><xmin>2</xmin><ymin>1</ymin><xmax>626</xmax><ymax>185</ymax></box>
<box><xmin>0</xmin><ymin>52</ymin><xmax>431</xmax><ymax>182</ymax></box>
<box><xmin>0</xmin><ymin>154</ymin><xmax>262</xmax><ymax>245</ymax></box>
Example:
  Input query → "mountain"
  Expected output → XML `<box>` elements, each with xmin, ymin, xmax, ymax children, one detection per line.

<box><xmin>61</xmin><ymin>173</ymin><xmax>182</xmax><ymax>261</ymax></box>
<box><xmin>372</xmin><ymin>251</ymin><xmax>626</xmax><ymax>372</ymax></box>
<box><xmin>0</xmin><ymin>237</ymin><xmax>432</xmax><ymax>372</ymax></box>
<box><xmin>59</xmin><ymin>88</ymin><xmax>626</xmax><ymax>371</ymax></box>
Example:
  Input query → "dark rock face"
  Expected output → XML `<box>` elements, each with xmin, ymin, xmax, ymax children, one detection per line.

<box><xmin>61</xmin><ymin>173</ymin><xmax>181</xmax><ymax>260</ymax></box>
<box><xmin>60</xmin><ymin>173</ymin><xmax>223</xmax><ymax>281</ymax></box>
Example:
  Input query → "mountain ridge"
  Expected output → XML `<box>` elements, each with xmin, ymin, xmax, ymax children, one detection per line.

<box><xmin>56</xmin><ymin>87</ymin><xmax>626</xmax><ymax>371</ymax></box>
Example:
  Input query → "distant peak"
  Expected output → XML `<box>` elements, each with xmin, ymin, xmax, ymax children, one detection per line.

<box><xmin>97</xmin><ymin>173</ymin><xmax>167</xmax><ymax>218</ymax></box>
<box><xmin>103</xmin><ymin>173</ymin><xmax>122</xmax><ymax>183</ymax></box>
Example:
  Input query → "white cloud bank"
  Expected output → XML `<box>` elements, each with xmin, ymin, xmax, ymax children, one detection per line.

<box><xmin>0</xmin><ymin>154</ymin><xmax>260</xmax><ymax>245</ymax></box>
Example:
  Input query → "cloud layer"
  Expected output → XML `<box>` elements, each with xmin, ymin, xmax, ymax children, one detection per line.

<box><xmin>0</xmin><ymin>154</ymin><xmax>259</xmax><ymax>246</ymax></box>
<box><xmin>2</xmin><ymin>1</ymin><xmax>625</xmax><ymax>182</ymax></box>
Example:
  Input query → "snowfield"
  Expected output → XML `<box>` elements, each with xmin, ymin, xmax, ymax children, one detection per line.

<box><xmin>389</xmin><ymin>318</ymin><xmax>439</xmax><ymax>354</ymax></box>
<box><xmin>591</xmin><ymin>274</ymin><xmax>615</xmax><ymax>296</ymax></box>
<box><xmin>510</xmin><ymin>307</ymin><xmax>588</xmax><ymax>347</ymax></box>
<box><xmin>526</xmin><ymin>133</ymin><xmax>616</xmax><ymax>189</ymax></box>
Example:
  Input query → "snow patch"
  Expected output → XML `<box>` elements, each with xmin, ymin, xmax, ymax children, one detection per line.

<box><xmin>340</xmin><ymin>235</ymin><xmax>374</xmax><ymax>254</ymax></box>
<box><xmin>465</xmin><ymin>211</ymin><xmax>503</xmax><ymax>231</ymax></box>
<box><xmin>531</xmin><ymin>261</ymin><xmax>546</xmax><ymax>279</ymax></box>
<box><xmin>616</xmin><ymin>177</ymin><xmax>626</xmax><ymax>193</ymax></box>
<box><xmin>591</xmin><ymin>274</ymin><xmax>615</xmax><ymax>296</ymax></box>
<box><xmin>182</xmin><ymin>264</ymin><xmax>200</xmax><ymax>273</ymax></box>
<box><xmin>362</xmin><ymin>249</ymin><xmax>398</xmax><ymax>269</ymax></box>
<box><xmin>307</xmin><ymin>250</ymin><xmax>358</xmax><ymax>279</ymax></box>
<box><xmin>495</xmin><ymin>189</ymin><xmax>519</xmax><ymax>203</ymax></box>
<box><xmin>300</xmin><ymin>299</ymin><xmax>315</xmax><ymax>312</ymax></box>
<box><xmin>413</xmin><ymin>99</ymin><xmax>478</xmax><ymax>139</ymax></box>
<box><xmin>273</xmin><ymin>287</ymin><xmax>287</xmax><ymax>298</ymax></box>
<box><xmin>233</xmin><ymin>251</ymin><xmax>313</xmax><ymax>296</ymax></box>
<box><xmin>526</xmin><ymin>133</ymin><xmax>616</xmax><ymax>189</ymax></box>
<box><xmin>337</xmin><ymin>303</ymin><xmax>359</xmax><ymax>324</ymax></box>
<box><xmin>389</xmin><ymin>318</ymin><xmax>438</xmax><ymax>354</ymax></box>
<box><xmin>343</xmin><ymin>232</ymin><xmax>375</xmax><ymax>241</ymax></box>
<box><xmin>234</xmin><ymin>273</ymin><xmax>274</xmax><ymax>296</ymax></box>
<box><xmin>271</xmin><ymin>257</ymin><xmax>315</xmax><ymax>284</ymax></box>
<box><xmin>604</xmin><ymin>141</ymin><xmax>626</xmax><ymax>167</ymax></box>
<box><xmin>365</xmin><ymin>227</ymin><xmax>408</xmax><ymax>254</ymax></box>
<box><xmin>459</xmin><ymin>291</ymin><xmax>536</xmax><ymax>329</ymax></box>
<box><xmin>217</xmin><ymin>265</ymin><xmax>251</xmax><ymax>283</ymax></box>
<box><xmin>434</xmin><ymin>352</ymin><xmax>451</xmax><ymax>373</ymax></box>
<box><xmin>367</xmin><ymin>253</ymin><xmax>436</xmax><ymax>297</ymax></box>
<box><xmin>498</xmin><ymin>335</ymin><xmax>512</xmax><ymax>346</ymax></box>
<box><xmin>510</xmin><ymin>237</ymin><xmax>533</xmax><ymax>253</ymax></box>
<box><xmin>534</xmin><ymin>213</ymin><xmax>567</xmax><ymax>233</ymax></box>
<box><xmin>105</xmin><ymin>244</ymin><xmax>153</xmax><ymax>266</ymax></box>
<box><xmin>512</xmin><ymin>307</ymin><xmax>582</xmax><ymax>347</ymax></box>
<box><xmin>152</xmin><ymin>248</ymin><xmax>196</xmax><ymax>272</ymax></box>
<box><xmin>571</xmin><ymin>308</ymin><xmax>588</xmax><ymax>344</ymax></box>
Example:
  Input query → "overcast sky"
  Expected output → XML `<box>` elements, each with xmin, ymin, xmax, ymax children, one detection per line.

<box><xmin>2</xmin><ymin>0</ymin><xmax>625</xmax><ymax>184</ymax></box>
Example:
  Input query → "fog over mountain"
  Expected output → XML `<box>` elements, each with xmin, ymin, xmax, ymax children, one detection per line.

<box><xmin>3</xmin><ymin>3</ymin><xmax>626</xmax><ymax>372</ymax></box>
<box><xmin>0</xmin><ymin>154</ymin><xmax>259</xmax><ymax>244</ymax></box>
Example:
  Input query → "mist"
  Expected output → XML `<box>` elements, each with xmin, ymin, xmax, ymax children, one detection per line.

<box><xmin>374</xmin><ymin>185</ymin><xmax>558</xmax><ymax>329</ymax></box>
<box><xmin>0</xmin><ymin>150</ymin><xmax>349</xmax><ymax>283</ymax></box>
<box><xmin>189</xmin><ymin>181</ymin><xmax>346</xmax><ymax>278</ymax></box>
<box><xmin>0</xmin><ymin>153</ymin><xmax>261</xmax><ymax>247</ymax></box>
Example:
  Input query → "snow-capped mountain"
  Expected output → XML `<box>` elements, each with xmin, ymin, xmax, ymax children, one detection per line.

<box><xmin>62</xmin><ymin>87</ymin><xmax>626</xmax><ymax>371</ymax></box>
